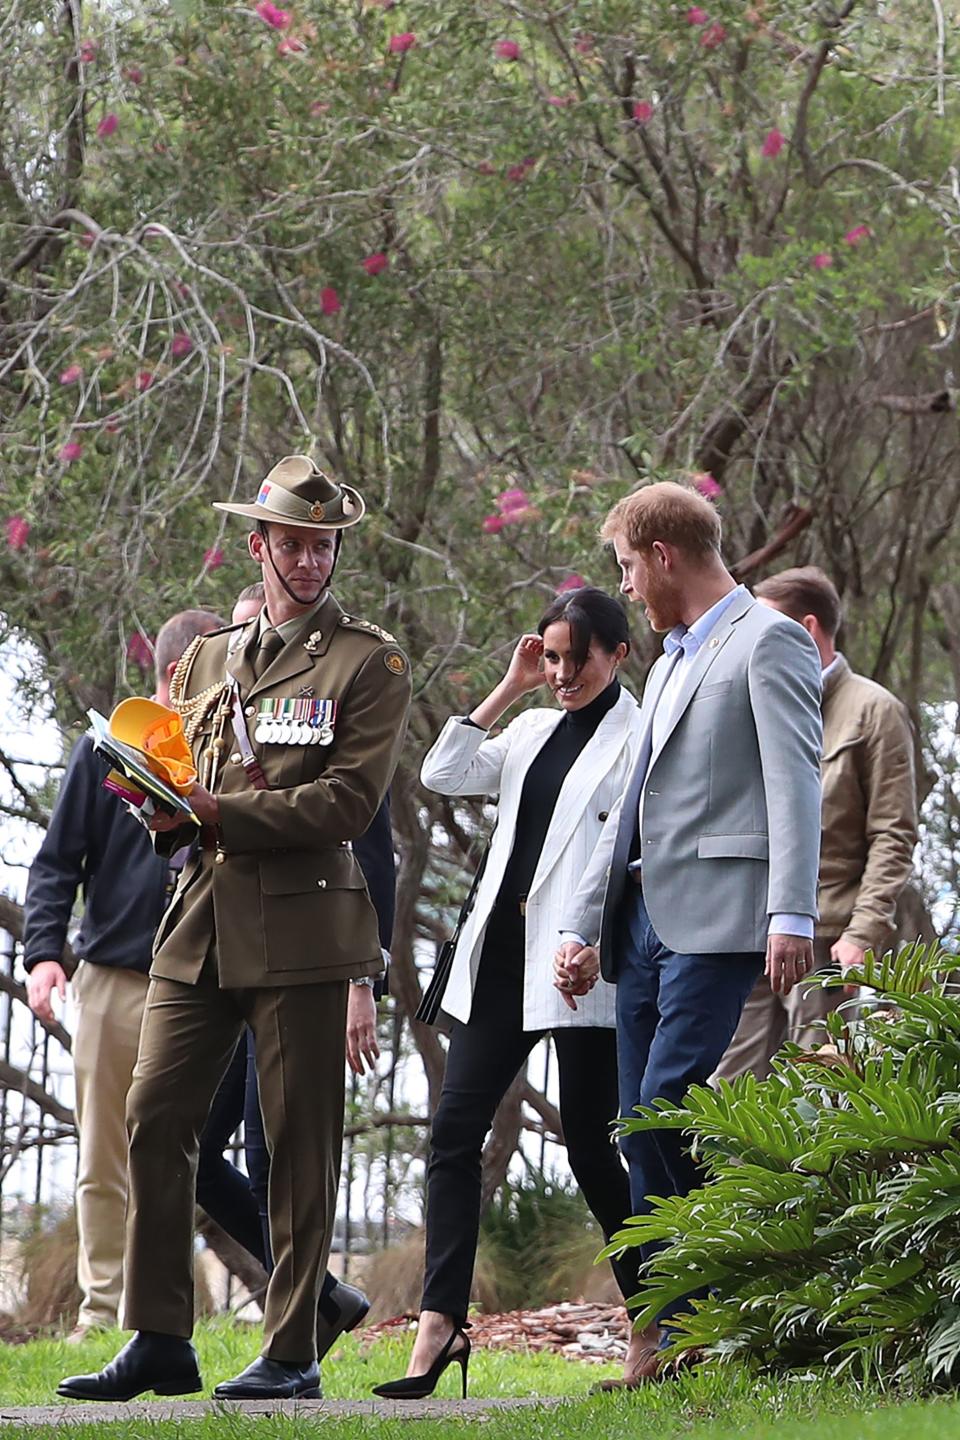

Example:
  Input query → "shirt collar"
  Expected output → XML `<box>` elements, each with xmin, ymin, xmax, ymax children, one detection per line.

<box><xmin>663</xmin><ymin>584</ymin><xmax>746</xmax><ymax>658</ymax></box>
<box><xmin>821</xmin><ymin>651</ymin><xmax>843</xmax><ymax>682</ymax></box>
<box><xmin>260</xmin><ymin>593</ymin><xmax>329</xmax><ymax>645</ymax></box>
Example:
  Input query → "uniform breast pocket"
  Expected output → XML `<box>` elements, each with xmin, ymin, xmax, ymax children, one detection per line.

<box><xmin>259</xmin><ymin>850</ymin><xmax>374</xmax><ymax>972</ymax></box>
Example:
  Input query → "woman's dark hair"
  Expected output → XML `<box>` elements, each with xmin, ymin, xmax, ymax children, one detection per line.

<box><xmin>537</xmin><ymin>587</ymin><xmax>630</xmax><ymax>673</ymax></box>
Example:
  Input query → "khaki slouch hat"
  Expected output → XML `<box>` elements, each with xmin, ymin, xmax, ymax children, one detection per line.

<box><xmin>213</xmin><ymin>455</ymin><xmax>366</xmax><ymax>530</ymax></box>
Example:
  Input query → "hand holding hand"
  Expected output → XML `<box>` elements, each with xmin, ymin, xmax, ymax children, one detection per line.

<box><xmin>26</xmin><ymin>961</ymin><xmax>67</xmax><ymax>1023</ymax></box>
<box><xmin>765</xmin><ymin>934</ymin><xmax>815</xmax><ymax>997</ymax></box>
<box><xmin>503</xmin><ymin>634</ymin><xmax>545</xmax><ymax>696</ymax></box>
<box><xmin>553</xmin><ymin>942</ymin><xmax>600</xmax><ymax>1011</ymax></box>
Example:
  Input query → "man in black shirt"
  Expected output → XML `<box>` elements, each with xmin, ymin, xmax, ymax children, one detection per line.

<box><xmin>23</xmin><ymin>610</ymin><xmax>222</xmax><ymax>1340</ymax></box>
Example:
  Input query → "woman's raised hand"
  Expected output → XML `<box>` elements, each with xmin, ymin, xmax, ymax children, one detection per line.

<box><xmin>504</xmin><ymin>634</ymin><xmax>546</xmax><ymax>695</ymax></box>
<box><xmin>468</xmin><ymin>633</ymin><xmax>546</xmax><ymax>730</ymax></box>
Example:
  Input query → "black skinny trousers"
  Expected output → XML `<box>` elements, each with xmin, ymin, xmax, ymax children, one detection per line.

<box><xmin>421</xmin><ymin>957</ymin><xmax>639</xmax><ymax>1322</ymax></box>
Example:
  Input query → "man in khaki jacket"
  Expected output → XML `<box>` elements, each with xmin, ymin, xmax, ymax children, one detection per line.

<box><xmin>714</xmin><ymin>566</ymin><xmax>918</xmax><ymax>1081</ymax></box>
<box><xmin>59</xmin><ymin>457</ymin><xmax>411</xmax><ymax>1404</ymax></box>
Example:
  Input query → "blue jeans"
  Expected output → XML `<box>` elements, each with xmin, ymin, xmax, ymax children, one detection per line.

<box><xmin>616</xmin><ymin>887</ymin><xmax>763</xmax><ymax>1322</ymax></box>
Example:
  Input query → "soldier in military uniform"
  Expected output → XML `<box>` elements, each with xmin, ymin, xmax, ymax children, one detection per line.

<box><xmin>59</xmin><ymin>457</ymin><xmax>411</xmax><ymax>1403</ymax></box>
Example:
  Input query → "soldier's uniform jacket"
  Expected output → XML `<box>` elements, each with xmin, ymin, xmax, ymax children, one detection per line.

<box><xmin>153</xmin><ymin>592</ymin><xmax>411</xmax><ymax>989</ymax></box>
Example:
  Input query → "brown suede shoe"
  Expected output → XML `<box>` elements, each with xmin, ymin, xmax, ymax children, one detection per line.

<box><xmin>592</xmin><ymin>1344</ymin><xmax>707</xmax><ymax>1392</ymax></box>
<box><xmin>591</xmin><ymin>1347</ymin><xmax>662</xmax><ymax>1392</ymax></box>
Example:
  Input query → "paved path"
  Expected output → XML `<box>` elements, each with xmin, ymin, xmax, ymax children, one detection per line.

<box><xmin>0</xmin><ymin>1396</ymin><xmax>571</xmax><ymax>1425</ymax></box>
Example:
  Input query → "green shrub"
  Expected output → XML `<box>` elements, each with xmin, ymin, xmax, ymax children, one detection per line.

<box><xmin>480</xmin><ymin>1171</ymin><xmax>613</xmax><ymax>1310</ymax></box>
<box><xmin>607</xmin><ymin>941</ymin><xmax>960</xmax><ymax>1384</ymax></box>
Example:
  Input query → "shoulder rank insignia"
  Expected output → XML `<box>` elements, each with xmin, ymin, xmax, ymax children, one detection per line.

<box><xmin>384</xmin><ymin>650</ymin><xmax>407</xmax><ymax>676</ymax></box>
<box><xmin>338</xmin><ymin>614</ymin><xmax>397</xmax><ymax>644</ymax></box>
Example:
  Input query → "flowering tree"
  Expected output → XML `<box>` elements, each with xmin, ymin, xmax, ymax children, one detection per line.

<box><xmin>2</xmin><ymin>0</ymin><xmax>958</xmax><ymax>1195</ymax></box>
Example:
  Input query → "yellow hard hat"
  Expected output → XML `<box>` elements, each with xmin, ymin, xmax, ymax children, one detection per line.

<box><xmin>109</xmin><ymin>698</ymin><xmax>197</xmax><ymax>794</ymax></box>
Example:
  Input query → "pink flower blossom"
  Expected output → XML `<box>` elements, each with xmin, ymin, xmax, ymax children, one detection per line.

<box><xmin>59</xmin><ymin>440</ymin><xmax>83</xmax><ymax>463</ymax></box>
<box><xmin>175</xmin><ymin>280</ymin><xmax>190</xmax><ymax>298</ymax></box>
<box><xmin>506</xmin><ymin>163</ymin><xmax>529</xmax><ymax>182</ymax></box>
<box><xmin>555</xmin><ymin>574</ymin><xmax>586</xmax><ymax>594</ymax></box>
<box><xmin>633</xmin><ymin>100</ymin><xmax>654</xmax><ymax>123</ymax></box>
<box><xmin>126</xmin><ymin>633</ymin><xmax>154</xmax><ymax>669</ymax></box>
<box><xmin>494</xmin><ymin>39</ymin><xmax>520</xmax><ymax>61</ymax></box>
<box><xmin>691</xmin><ymin>471</ymin><xmax>722</xmax><ymax>499</ymax></box>
<box><xmin>310</xmin><ymin>100</ymin><xmax>330</xmax><ymax>115</ymax></box>
<box><xmin>477</xmin><ymin>160</ymin><xmax>496</xmax><ymax>175</ymax></box>
<box><xmin>497</xmin><ymin>487</ymin><xmax>530</xmax><ymax>513</ymax></box>
<box><xmin>574</xmin><ymin>36</ymin><xmax>593</xmax><ymax>54</ymax></box>
<box><xmin>761</xmin><ymin>128</ymin><xmax>785</xmax><ymax>158</ymax></box>
<box><xmin>78</xmin><ymin>231</ymin><xmax>96</xmax><ymax>249</ymax></box>
<box><xmin>255</xmin><ymin>1</ymin><xmax>291</xmax><ymax>29</ymax></box>
<box><xmin>79</xmin><ymin>40</ymin><xmax>97</xmax><ymax>63</ymax></box>
<box><xmin>812</xmin><ymin>252</ymin><xmax>834</xmax><ymax>269</ymax></box>
<box><xmin>547</xmin><ymin>94</ymin><xmax>574</xmax><ymax>108</ymax></box>
<box><xmin>700</xmin><ymin>21</ymin><xmax>726</xmax><ymax>47</ymax></box>
<box><xmin>103</xmin><ymin>415</ymin><xmax>121</xmax><ymax>434</ymax></box>
<box><xmin>277</xmin><ymin>35</ymin><xmax>305</xmax><ymax>54</ymax></box>
<box><xmin>125</xmin><ymin>66</ymin><xmax>144</xmax><ymax>83</ymax></box>
<box><xmin>320</xmin><ymin>286</ymin><xmax>341</xmax><ymax>315</ymax></box>
<box><xmin>844</xmin><ymin>224</ymin><xmax>871</xmax><ymax>245</ymax></box>
<box><xmin>97</xmin><ymin>113</ymin><xmax>119</xmax><ymax>139</ymax></box>
<box><xmin>495</xmin><ymin>488</ymin><xmax>537</xmax><ymax>523</ymax></box>
<box><xmin>686</xmin><ymin>6</ymin><xmax>709</xmax><ymax>23</ymax></box>
<box><xmin>59</xmin><ymin>364</ymin><xmax>83</xmax><ymax>385</ymax></box>
<box><xmin>362</xmin><ymin>252</ymin><xmax>389</xmax><ymax>276</ymax></box>
<box><xmin>171</xmin><ymin>332</ymin><xmax>193</xmax><ymax>358</ymax></box>
<box><xmin>6</xmin><ymin>517</ymin><xmax>31</xmax><ymax>551</ymax></box>
<box><xmin>388</xmin><ymin>32</ymin><xmax>416</xmax><ymax>53</ymax></box>
<box><xmin>482</xmin><ymin>514</ymin><xmax>505</xmax><ymax>534</ymax></box>
<box><xmin>136</xmin><ymin>370</ymin><xmax>154</xmax><ymax>392</ymax></box>
<box><xmin>203</xmin><ymin>547</ymin><xmax>225</xmax><ymax>571</ymax></box>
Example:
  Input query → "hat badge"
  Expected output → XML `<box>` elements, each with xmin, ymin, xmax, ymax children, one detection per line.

<box><xmin>309</xmin><ymin>501</ymin><xmax>326</xmax><ymax>521</ymax></box>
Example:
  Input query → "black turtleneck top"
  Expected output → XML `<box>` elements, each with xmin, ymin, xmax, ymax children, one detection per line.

<box><xmin>483</xmin><ymin>678</ymin><xmax>621</xmax><ymax>946</ymax></box>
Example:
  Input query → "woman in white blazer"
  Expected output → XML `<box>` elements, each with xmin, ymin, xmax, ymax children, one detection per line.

<box><xmin>374</xmin><ymin>589</ymin><xmax>647</xmax><ymax>1401</ymax></box>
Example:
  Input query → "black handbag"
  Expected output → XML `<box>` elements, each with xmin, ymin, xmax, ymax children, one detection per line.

<box><xmin>415</xmin><ymin>841</ymin><xmax>490</xmax><ymax>1026</ymax></box>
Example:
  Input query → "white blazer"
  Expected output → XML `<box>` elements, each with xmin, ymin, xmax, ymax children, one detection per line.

<box><xmin>420</xmin><ymin>687</ymin><xmax>644</xmax><ymax>1030</ymax></box>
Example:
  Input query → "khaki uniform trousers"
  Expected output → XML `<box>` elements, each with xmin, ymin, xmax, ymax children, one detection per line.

<box><xmin>123</xmin><ymin>956</ymin><xmax>347</xmax><ymax>1362</ymax></box>
<box><xmin>72</xmin><ymin>960</ymin><xmax>149</xmax><ymax>1330</ymax></box>
<box><xmin>712</xmin><ymin>938</ymin><xmax>840</xmax><ymax>1083</ymax></box>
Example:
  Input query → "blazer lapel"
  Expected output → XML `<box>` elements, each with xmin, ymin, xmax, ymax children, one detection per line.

<box><xmin>647</xmin><ymin>591</ymin><xmax>755</xmax><ymax>769</ymax></box>
<box><xmin>528</xmin><ymin>695</ymin><xmax>634</xmax><ymax>895</ymax></box>
<box><xmin>606</xmin><ymin>655</ymin><xmax>673</xmax><ymax>879</ymax></box>
<box><xmin>495</xmin><ymin>711</ymin><xmax>563</xmax><ymax>831</ymax></box>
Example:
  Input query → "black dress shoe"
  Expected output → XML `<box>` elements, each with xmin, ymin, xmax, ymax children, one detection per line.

<box><xmin>316</xmin><ymin>1280</ymin><xmax>370</xmax><ymax>1361</ymax></box>
<box><xmin>57</xmin><ymin>1331</ymin><xmax>202</xmax><ymax>1402</ymax></box>
<box><xmin>213</xmin><ymin>1356</ymin><xmax>321</xmax><ymax>1400</ymax></box>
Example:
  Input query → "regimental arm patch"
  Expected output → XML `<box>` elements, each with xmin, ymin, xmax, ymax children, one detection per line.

<box><xmin>383</xmin><ymin>650</ymin><xmax>407</xmax><ymax>676</ymax></box>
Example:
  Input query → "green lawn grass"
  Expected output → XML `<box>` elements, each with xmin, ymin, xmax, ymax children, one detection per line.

<box><xmin>1</xmin><ymin>1320</ymin><xmax>955</xmax><ymax>1440</ymax></box>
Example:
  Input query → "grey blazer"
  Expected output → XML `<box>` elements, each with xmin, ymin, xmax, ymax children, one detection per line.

<box><xmin>559</xmin><ymin>591</ymin><xmax>823</xmax><ymax>975</ymax></box>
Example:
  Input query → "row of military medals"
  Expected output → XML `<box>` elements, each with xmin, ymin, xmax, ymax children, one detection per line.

<box><xmin>255</xmin><ymin>697</ymin><xmax>337</xmax><ymax>746</ymax></box>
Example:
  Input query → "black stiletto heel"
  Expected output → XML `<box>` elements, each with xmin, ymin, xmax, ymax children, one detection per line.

<box><xmin>372</xmin><ymin>1323</ymin><xmax>471</xmax><ymax>1400</ymax></box>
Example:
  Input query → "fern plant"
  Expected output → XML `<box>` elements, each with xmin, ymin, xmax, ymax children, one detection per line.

<box><xmin>605</xmin><ymin>940</ymin><xmax>960</xmax><ymax>1384</ymax></box>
